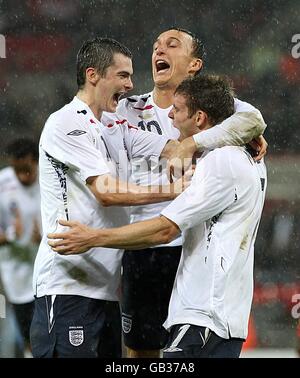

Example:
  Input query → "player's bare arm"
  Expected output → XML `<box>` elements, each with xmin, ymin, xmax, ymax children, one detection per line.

<box><xmin>168</xmin><ymin>109</ymin><xmax>268</xmax><ymax>178</ymax></box>
<box><xmin>48</xmin><ymin>216</ymin><xmax>180</xmax><ymax>255</ymax></box>
<box><xmin>86</xmin><ymin>167</ymin><xmax>191</xmax><ymax>207</ymax></box>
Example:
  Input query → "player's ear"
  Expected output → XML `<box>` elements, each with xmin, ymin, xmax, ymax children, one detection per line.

<box><xmin>189</xmin><ymin>58</ymin><xmax>203</xmax><ymax>75</ymax></box>
<box><xmin>195</xmin><ymin>110</ymin><xmax>207</xmax><ymax>126</ymax></box>
<box><xmin>85</xmin><ymin>67</ymin><xmax>100</xmax><ymax>85</ymax></box>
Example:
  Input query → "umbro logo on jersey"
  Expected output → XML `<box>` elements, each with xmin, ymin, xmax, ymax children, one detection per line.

<box><xmin>67</xmin><ymin>130</ymin><xmax>87</xmax><ymax>136</ymax></box>
<box><xmin>77</xmin><ymin>110</ymin><xmax>87</xmax><ymax>115</ymax></box>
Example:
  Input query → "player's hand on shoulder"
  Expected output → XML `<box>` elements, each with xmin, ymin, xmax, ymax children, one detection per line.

<box><xmin>167</xmin><ymin>137</ymin><xmax>196</xmax><ymax>181</ymax></box>
<box><xmin>248</xmin><ymin>135</ymin><xmax>268</xmax><ymax>161</ymax></box>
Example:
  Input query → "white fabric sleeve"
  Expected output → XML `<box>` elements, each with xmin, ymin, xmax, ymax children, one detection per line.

<box><xmin>102</xmin><ymin>112</ymin><xmax>169</xmax><ymax>159</ymax></box>
<box><xmin>124</xmin><ymin>127</ymin><xmax>169</xmax><ymax>159</ymax></box>
<box><xmin>161</xmin><ymin>149</ymin><xmax>236</xmax><ymax>231</ymax></box>
<box><xmin>193</xmin><ymin>98</ymin><xmax>267</xmax><ymax>151</ymax></box>
<box><xmin>41</xmin><ymin>118</ymin><xmax>110</xmax><ymax>182</ymax></box>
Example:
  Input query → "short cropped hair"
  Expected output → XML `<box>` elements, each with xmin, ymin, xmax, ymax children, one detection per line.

<box><xmin>76</xmin><ymin>37</ymin><xmax>132</xmax><ymax>89</ymax></box>
<box><xmin>175</xmin><ymin>74</ymin><xmax>235</xmax><ymax>126</ymax></box>
<box><xmin>169</xmin><ymin>27</ymin><xmax>206</xmax><ymax>62</ymax></box>
<box><xmin>6</xmin><ymin>138</ymin><xmax>39</xmax><ymax>161</ymax></box>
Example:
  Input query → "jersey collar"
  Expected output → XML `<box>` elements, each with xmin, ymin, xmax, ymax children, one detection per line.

<box><xmin>72</xmin><ymin>96</ymin><xmax>101</xmax><ymax>125</ymax></box>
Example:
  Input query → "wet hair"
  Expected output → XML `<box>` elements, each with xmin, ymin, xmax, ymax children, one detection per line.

<box><xmin>175</xmin><ymin>74</ymin><xmax>235</xmax><ymax>126</ymax></box>
<box><xmin>76</xmin><ymin>37</ymin><xmax>132</xmax><ymax>89</ymax></box>
<box><xmin>6</xmin><ymin>138</ymin><xmax>39</xmax><ymax>161</ymax></box>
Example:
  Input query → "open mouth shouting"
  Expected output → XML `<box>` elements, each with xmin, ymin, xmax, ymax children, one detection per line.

<box><xmin>113</xmin><ymin>92</ymin><xmax>124</xmax><ymax>106</ymax></box>
<box><xmin>155</xmin><ymin>59</ymin><xmax>171</xmax><ymax>75</ymax></box>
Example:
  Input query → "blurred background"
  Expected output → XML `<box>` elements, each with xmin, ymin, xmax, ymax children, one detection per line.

<box><xmin>0</xmin><ymin>0</ymin><xmax>299</xmax><ymax>357</ymax></box>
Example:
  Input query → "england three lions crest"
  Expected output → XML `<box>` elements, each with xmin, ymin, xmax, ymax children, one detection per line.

<box><xmin>69</xmin><ymin>326</ymin><xmax>84</xmax><ymax>346</ymax></box>
<box><xmin>122</xmin><ymin>314</ymin><xmax>132</xmax><ymax>334</ymax></box>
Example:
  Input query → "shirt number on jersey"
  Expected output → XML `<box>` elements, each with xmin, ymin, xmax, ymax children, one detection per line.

<box><xmin>138</xmin><ymin>120</ymin><xmax>162</xmax><ymax>135</ymax></box>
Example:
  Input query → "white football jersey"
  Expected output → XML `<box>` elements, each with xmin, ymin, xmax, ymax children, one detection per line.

<box><xmin>34</xmin><ymin>96</ymin><xmax>168</xmax><ymax>301</ymax></box>
<box><xmin>162</xmin><ymin>146</ymin><xmax>267</xmax><ymax>340</ymax></box>
<box><xmin>0</xmin><ymin>167</ymin><xmax>41</xmax><ymax>304</ymax></box>
<box><xmin>115</xmin><ymin>91</ymin><xmax>182</xmax><ymax>247</ymax></box>
<box><xmin>116</xmin><ymin>92</ymin><xmax>267</xmax><ymax>249</ymax></box>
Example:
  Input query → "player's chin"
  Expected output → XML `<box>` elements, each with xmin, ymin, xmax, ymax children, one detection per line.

<box><xmin>153</xmin><ymin>74</ymin><xmax>171</xmax><ymax>87</ymax></box>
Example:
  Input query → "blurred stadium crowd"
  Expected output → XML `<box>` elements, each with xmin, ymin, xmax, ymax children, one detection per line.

<box><xmin>0</xmin><ymin>0</ymin><xmax>299</xmax><ymax>352</ymax></box>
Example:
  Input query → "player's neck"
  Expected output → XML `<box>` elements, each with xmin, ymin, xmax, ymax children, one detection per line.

<box><xmin>152</xmin><ymin>87</ymin><xmax>175</xmax><ymax>109</ymax></box>
<box><xmin>76</xmin><ymin>90</ymin><xmax>102</xmax><ymax>120</ymax></box>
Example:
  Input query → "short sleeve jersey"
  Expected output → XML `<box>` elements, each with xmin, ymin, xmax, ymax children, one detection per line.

<box><xmin>162</xmin><ymin>146</ymin><xmax>267</xmax><ymax>339</ymax></box>
<box><xmin>34</xmin><ymin>96</ymin><xmax>168</xmax><ymax>300</ymax></box>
